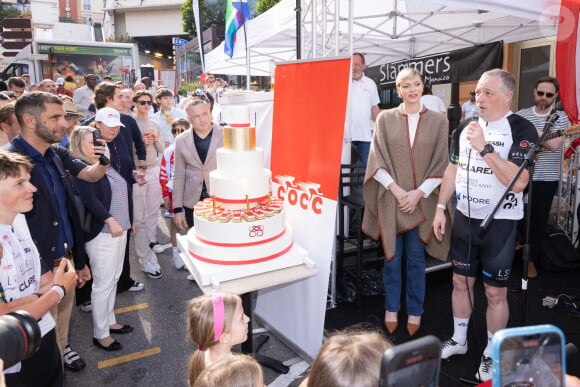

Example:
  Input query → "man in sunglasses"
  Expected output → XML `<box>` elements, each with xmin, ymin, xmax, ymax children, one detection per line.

<box><xmin>516</xmin><ymin>76</ymin><xmax>571</xmax><ymax>278</ymax></box>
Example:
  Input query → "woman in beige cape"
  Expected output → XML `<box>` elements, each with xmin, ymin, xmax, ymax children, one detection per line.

<box><xmin>362</xmin><ymin>68</ymin><xmax>451</xmax><ymax>336</ymax></box>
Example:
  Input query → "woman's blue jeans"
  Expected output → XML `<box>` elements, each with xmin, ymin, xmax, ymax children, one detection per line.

<box><xmin>382</xmin><ymin>227</ymin><xmax>426</xmax><ymax>316</ymax></box>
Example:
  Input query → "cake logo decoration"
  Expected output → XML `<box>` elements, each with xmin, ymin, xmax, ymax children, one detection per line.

<box><xmin>274</xmin><ymin>175</ymin><xmax>324</xmax><ymax>215</ymax></box>
<box><xmin>248</xmin><ymin>225</ymin><xmax>264</xmax><ymax>238</ymax></box>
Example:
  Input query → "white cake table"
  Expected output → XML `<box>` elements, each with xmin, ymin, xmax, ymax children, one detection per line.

<box><xmin>177</xmin><ymin>234</ymin><xmax>317</xmax><ymax>373</ymax></box>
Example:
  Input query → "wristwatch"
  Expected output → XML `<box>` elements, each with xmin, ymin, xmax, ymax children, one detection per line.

<box><xmin>479</xmin><ymin>144</ymin><xmax>494</xmax><ymax>158</ymax></box>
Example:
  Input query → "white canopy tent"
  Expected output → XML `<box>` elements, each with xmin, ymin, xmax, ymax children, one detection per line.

<box><xmin>204</xmin><ymin>0</ymin><xmax>560</xmax><ymax>76</ymax></box>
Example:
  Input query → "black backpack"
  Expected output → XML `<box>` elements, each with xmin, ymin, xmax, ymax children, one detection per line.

<box><xmin>539</xmin><ymin>226</ymin><xmax>580</xmax><ymax>271</ymax></box>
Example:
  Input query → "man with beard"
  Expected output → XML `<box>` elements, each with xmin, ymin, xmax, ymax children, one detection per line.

<box><xmin>6</xmin><ymin>92</ymin><xmax>98</xmax><ymax>372</ymax></box>
<box><xmin>516</xmin><ymin>76</ymin><xmax>570</xmax><ymax>277</ymax></box>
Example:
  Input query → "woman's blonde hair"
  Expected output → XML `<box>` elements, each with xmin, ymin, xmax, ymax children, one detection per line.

<box><xmin>306</xmin><ymin>328</ymin><xmax>392</xmax><ymax>387</ymax></box>
<box><xmin>395</xmin><ymin>67</ymin><xmax>423</xmax><ymax>89</ymax></box>
<box><xmin>192</xmin><ymin>354</ymin><xmax>263</xmax><ymax>387</ymax></box>
<box><xmin>187</xmin><ymin>292</ymin><xmax>242</xmax><ymax>385</ymax></box>
<box><xmin>69</xmin><ymin>126</ymin><xmax>97</xmax><ymax>165</ymax></box>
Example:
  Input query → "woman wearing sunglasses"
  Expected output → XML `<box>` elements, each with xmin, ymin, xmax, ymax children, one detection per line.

<box><xmin>132</xmin><ymin>90</ymin><xmax>166</xmax><ymax>279</ymax></box>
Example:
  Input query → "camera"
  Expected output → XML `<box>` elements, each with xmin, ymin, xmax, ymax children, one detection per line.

<box><xmin>0</xmin><ymin>311</ymin><xmax>42</xmax><ymax>369</ymax></box>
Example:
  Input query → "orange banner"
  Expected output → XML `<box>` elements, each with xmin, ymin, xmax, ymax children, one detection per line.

<box><xmin>271</xmin><ymin>58</ymin><xmax>351</xmax><ymax>201</ymax></box>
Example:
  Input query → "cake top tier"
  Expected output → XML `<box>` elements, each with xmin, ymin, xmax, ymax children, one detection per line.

<box><xmin>228</xmin><ymin>106</ymin><xmax>250</xmax><ymax>126</ymax></box>
<box><xmin>224</xmin><ymin>106</ymin><xmax>255</xmax><ymax>151</ymax></box>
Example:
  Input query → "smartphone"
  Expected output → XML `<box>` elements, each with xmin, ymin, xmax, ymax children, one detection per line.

<box><xmin>379</xmin><ymin>335</ymin><xmax>441</xmax><ymax>387</ymax></box>
<box><xmin>492</xmin><ymin>324</ymin><xmax>566</xmax><ymax>387</ymax></box>
<box><xmin>93</xmin><ymin>129</ymin><xmax>103</xmax><ymax>155</ymax></box>
<box><xmin>92</xmin><ymin>128</ymin><xmax>102</xmax><ymax>144</ymax></box>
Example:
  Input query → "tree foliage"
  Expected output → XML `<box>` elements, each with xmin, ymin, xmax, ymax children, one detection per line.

<box><xmin>181</xmin><ymin>0</ymin><xmax>226</xmax><ymax>37</ymax></box>
<box><xmin>0</xmin><ymin>3</ymin><xmax>22</xmax><ymax>31</ymax></box>
<box><xmin>256</xmin><ymin>0</ymin><xmax>281</xmax><ymax>14</ymax></box>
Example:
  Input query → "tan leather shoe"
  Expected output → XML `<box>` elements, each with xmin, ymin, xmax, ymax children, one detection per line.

<box><xmin>407</xmin><ymin>322</ymin><xmax>420</xmax><ymax>336</ymax></box>
<box><xmin>385</xmin><ymin>321</ymin><xmax>398</xmax><ymax>334</ymax></box>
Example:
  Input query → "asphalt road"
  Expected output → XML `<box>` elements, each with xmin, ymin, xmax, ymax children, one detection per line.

<box><xmin>64</xmin><ymin>213</ymin><xmax>306</xmax><ymax>387</ymax></box>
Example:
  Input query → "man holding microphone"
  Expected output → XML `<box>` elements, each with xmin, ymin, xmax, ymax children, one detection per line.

<box><xmin>432</xmin><ymin>69</ymin><xmax>538</xmax><ymax>382</ymax></box>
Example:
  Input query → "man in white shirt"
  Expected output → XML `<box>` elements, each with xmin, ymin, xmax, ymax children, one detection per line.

<box><xmin>349</xmin><ymin>53</ymin><xmax>380</xmax><ymax>164</ymax></box>
<box><xmin>152</xmin><ymin>88</ymin><xmax>186</xmax><ymax>146</ymax></box>
<box><xmin>461</xmin><ymin>90</ymin><xmax>476</xmax><ymax>121</ymax></box>
<box><xmin>73</xmin><ymin>74</ymin><xmax>97</xmax><ymax>118</ymax></box>
<box><xmin>420</xmin><ymin>85</ymin><xmax>446</xmax><ymax>114</ymax></box>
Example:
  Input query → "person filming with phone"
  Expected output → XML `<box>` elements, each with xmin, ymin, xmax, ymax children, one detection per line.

<box><xmin>432</xmin><ymin>69</ymin><xmax>538</xmax><ymax>382</ymax></box>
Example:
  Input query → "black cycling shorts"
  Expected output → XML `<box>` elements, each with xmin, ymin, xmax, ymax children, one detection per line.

<box><xmin>450</xmin><ymin>211</ymin><xmax>517</xmax><ymax>287</ymax></box>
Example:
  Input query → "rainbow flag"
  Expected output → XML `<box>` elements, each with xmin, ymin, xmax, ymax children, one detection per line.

<box><xmin>224</xmin><ymin>0</ymin><xmax>250</xmax><ymax>58</ymax></box>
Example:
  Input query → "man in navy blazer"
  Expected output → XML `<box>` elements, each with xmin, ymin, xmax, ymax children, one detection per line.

<box><xmin>8</xmin><ymin>92</ymin><xmax>95</xmax><ymax>371</ymax></box>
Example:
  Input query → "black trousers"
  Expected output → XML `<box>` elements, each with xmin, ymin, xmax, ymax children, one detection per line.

<box><xmin>5</xmin><ymin>329</ymin><xmax>63</xmax><ymax>387</ymax></box>
<box><xmin>184</xmin><ymin>207</ymin><xmax>194</xmax><ymax>229</ymax></box>
<box><xmin>528</xmin><ymin>180</ymin><xmax>559</xmax><ymax>262</ymax></box>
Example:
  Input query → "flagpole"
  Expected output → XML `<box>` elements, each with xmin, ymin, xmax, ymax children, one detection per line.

<box><xmin>192</xmin><ymin>0</ymin><xmax>205</xmax><ymax>73</ymax></box>
<box><xmin>243</xmin><ymin>22</ymin><xmax>250</xmax><ymax>90</ymax></box>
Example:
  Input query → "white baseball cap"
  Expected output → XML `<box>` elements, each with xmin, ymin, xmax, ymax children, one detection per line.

<box><xmin>95</xmin><ymin>108</ymin><xmax>125</xmax><ymax>127</ymax></box>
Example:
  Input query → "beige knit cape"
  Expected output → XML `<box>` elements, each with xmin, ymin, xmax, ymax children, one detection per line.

<box><xmin>362</xmin><ymin>105</ymin><xmax>451</xmax><ymax>261</ymax></box>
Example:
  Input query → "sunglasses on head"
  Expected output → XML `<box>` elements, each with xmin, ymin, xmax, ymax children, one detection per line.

<box><xmin>138</xmin><ymin>100</ymin><xmax>153</xmax><ymax>105</ymax></box>
<box><xmin>64</xmin><ymin>113</ymin><xmax>76</xmax><ymax>120</ymax></box>
<box><xmin>536</xmin><ymin>91</ymin><xmax>555</xmax><ymax>98</ymax></box>
<box><xmin>192</xmin><ymin>89</ymin><xmax>209</xmax><ymax>102</ymax></box>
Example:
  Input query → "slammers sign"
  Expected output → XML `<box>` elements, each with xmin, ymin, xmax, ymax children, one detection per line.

<box><xmin>378</xmin><ymin>55</ymin><xmax>452</xmax><ymax>85</ymax></box>
<box><xmin>366</xmin><ymin>41</ymin><xmax>503</xmax><ymax>88</ymax></box>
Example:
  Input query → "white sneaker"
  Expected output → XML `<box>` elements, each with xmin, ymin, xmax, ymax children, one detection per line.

<box><xmin>79</xmin><ymin>301</ymin><xmax>92</xmax><ymax>313</ymax></box>
<box><xmin>476</xmin><ymin>355</ymin><xmax>493</xmax><ymax>382</ymax></box>
<box><xmin>441</xmin><ymin>338</ymin><xmax>468</xmax><ymax>359</ymax></box>
<box><xmin>150</xmin><ymin>242</ymin><xmax>164</xmax><ymax>254</ymax></box>
<box><xmin>141</xmin><ymin>262</ymin><xmax>162</xmax><ymax>279</ymax></box>
<box><xmin>172</xmin><ymin>248</ymin><xmax>184</xmax><ymax>270</ymax></box>
<box><xmin>128</xmin><ymin>281</ymin><xmax>144</xmax><ymax>292</ymax></box>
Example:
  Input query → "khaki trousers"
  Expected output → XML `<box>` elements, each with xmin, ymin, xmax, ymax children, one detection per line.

<box><xmin>49</xmin><ymin>257</ymin><xmax>76</xmax><ymax>356</ymax></box>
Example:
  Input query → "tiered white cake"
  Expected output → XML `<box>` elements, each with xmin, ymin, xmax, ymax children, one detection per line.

<box><xmin>183</xmin><ymin>106</ymin><xmax>307</xmax><ymax>285</ymax></box>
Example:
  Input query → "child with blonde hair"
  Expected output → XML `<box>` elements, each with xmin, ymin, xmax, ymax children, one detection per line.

<box><xmin>303</xmin><ymin>328</ymin><xmax>392</xmax><ymax>387</ymax></box>
<box><xmin>193</xmin><ymin>353</ymin><xmax>263</xmax><ymax>387</ymax></box>
<box><xmin>187</xmin><ymin>291</ymin><xmax>250</xmax><ymax>386</ymax></box>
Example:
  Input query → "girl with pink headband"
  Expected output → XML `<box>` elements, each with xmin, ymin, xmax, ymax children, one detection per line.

<box><xmin>187</xmin><ymin>291</ymin><xmax>250</xmax><ymax>386</ymax></box>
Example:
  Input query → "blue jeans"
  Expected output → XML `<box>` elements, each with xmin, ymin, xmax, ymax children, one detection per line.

<box><xmin>352</xmin><ymin>141</ymin><xmax>370</xmax><ymax>164</ymax></box>
<box><xmin>382</xmin><ymin>227</ymin><xmax>426</xmax><ymax>316</ymax></box>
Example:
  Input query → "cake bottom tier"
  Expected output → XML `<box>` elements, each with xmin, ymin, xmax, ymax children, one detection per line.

<box><xmin>178</xmin><ymin>232</ymin><xmax>307</xmax><ymax>286</ymax></box>
<box><xmin>187</xmin><ymin>223</ymin><xmax>295</xmax><ymax>264</ymax></box>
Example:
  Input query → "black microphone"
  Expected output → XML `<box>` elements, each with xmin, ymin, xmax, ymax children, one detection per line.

<box><xmin>471</xmin><ymin>107</ymin><xmax>481</xmax><ymax>122</ymax></box>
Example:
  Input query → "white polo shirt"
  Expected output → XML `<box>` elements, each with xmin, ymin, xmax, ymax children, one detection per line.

<box><xmin>349</xmin><ymin>74</ymin><xmax>380</xmax><ymax>142</ymax></box>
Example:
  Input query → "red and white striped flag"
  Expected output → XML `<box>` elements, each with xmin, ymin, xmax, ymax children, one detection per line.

<box><xmin>556</xmin><ymin>0</ymin><xmax>580</xmax><ymax>124</ymax></box>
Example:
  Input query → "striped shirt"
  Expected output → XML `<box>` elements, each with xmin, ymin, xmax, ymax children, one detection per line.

<box><xmin>516</xmin><ymin>108</ymin><xmax>571</xmax><ymax>181</ymax></box>
<box><xmin>101</xmin><ymin>167</ymin><xmax>131</xmax><ymax>233</ymax></box>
